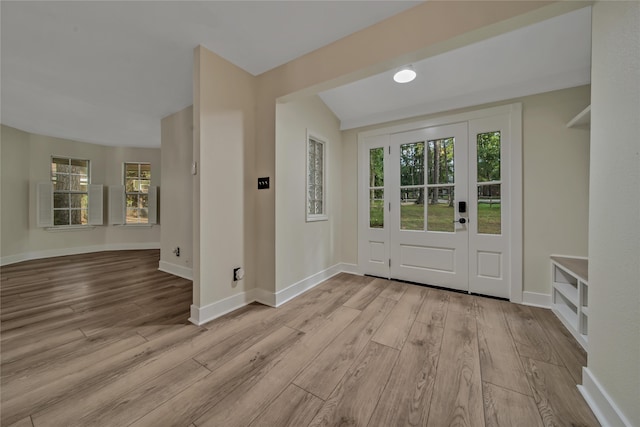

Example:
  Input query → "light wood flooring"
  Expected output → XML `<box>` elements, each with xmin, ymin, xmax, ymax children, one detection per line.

<box><xmin>1</xmin><ymin>250</ymin><xmax>599</xmax><ymax>427</ymax></box>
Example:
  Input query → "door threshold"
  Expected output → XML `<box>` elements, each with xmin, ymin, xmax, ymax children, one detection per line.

<box><xmin>363</xmin><ymin>274</ymin><xmax>508</xmax><ymax>302</ymax></box>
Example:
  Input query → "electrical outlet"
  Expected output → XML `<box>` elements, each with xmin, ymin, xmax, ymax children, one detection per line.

<box><xmin>173</xmin><ymin>247</ymin><xmax>180</xmax><ymax>257</ymax></box>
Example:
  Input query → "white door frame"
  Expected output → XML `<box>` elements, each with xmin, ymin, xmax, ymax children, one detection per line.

<box><xmin>357</xmin><ymin>103</ymin><xmax>523</xmax><ymax>303</ymax></box>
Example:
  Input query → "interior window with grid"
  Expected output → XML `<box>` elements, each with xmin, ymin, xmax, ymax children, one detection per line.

<box><xmin>307</xmin><ymin>135</ymin><xmax>327</xmax><ymax>221</ymax></box>
<box><xmin>51</xmin><ymin>157</ymin><xmax>90</xmax><ymax>226</ymax></box>
<box><xmin>125</xmin><ymin>163</ymin><xmax>151</xmax><ymax>224</ymax></box>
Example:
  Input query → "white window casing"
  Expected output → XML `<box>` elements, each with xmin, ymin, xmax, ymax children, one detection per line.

<box><xmin>306</xmin><ymin>130</ymin><xmax>328</xmax><ymax>222</ymax></box>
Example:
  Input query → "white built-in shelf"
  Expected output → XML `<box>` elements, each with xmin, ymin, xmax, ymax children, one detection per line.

<box><xmin>567</xmin><ymin>105</ymin><xmax>591</xmax><ymax>129</ymax></box>
<box><xmin>551</xmin><ymin>256</ymin><xmax>589</xmax><ymax>351</ymax></box>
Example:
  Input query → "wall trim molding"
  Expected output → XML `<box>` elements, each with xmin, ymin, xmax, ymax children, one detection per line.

<box><xmin>188</xmin><ymin>289</ymin><xmax>256</xmax><ymax>326</ymax></box>
<box><xmin>274</xmin><ymin>262</ymin><xmax>346</xmax><ymax>307</ymax></box>
<box><xmin>578</xmin><ymin>368</ymin><xmax>633</xmax><ymax>427</ymax></box>
<box><xmin>0</xmin><ymin>243</ymin><xmax>161</xmax><ymax>266</ymax></box>
<box><xmin>158</xmin><ymin>261</ymin><xmax>193</xmax><ymax>281</ymax></box>
<box><xmin>188</xmin><ymin>263</ymin><xmax>364</xmax><ymax>326</ymax></box>
<box><xmin>521</xmin><ymin>291</ymin><xmax>551</xmax><ymax>308</ymax></box>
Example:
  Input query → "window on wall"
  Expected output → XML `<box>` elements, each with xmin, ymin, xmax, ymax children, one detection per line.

<box><xmin>306</xmin><ymin>133</ymin><xmax>327</xmax><ymax>221</ymax></box>
<box><xmin>51</xmin><ymin>157</ymin><xmax>90</xmax><ymax>226</ymax></box>
<box><xmin>125</xmin><ymin>162</ymin><xmax>151</xmax><ymax>224</ymax></box>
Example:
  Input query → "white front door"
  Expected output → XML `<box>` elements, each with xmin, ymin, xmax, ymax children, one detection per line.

<box><xmin>389</xmin><ymin>123</ymin><xmax>469</xmax><ymax>291</ymax></box>
<box><xmin>358</xmin><ymin>109</ymin><xmax>517</xmax><ymax>299</ymax></box>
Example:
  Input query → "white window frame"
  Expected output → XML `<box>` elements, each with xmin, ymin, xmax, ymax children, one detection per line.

<box><xmin>123</xmin><ymin>162</ymin><xmax>152</xmax><ymax>225</ymax></box>
<box><xmin>306</xmin><ymin>130</ymin><xmax>328</xmax><ymax>222</ymax></box>
<box><xmin>50</xmin><ymin>156</ymin><xmax>91</xmax><ymax>227</ymax></box>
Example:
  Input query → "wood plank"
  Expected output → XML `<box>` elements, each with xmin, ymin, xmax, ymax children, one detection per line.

<box><xmin>427</xmin><ymin>310</ymin><xmax>484</xmax><ymax>427</ymax></box>
<box><xmin>377</xmin><ymin>279</ymin><xmax>407</xmax><ymax>301</ymax></box>
<box><xmin>530</xmin><ymin>306</ymin><xmax>586</xmax><ymax>384</ymax></box>
<box><xmin>343</xmin><ymin>278</ymin><xmax>387</xmax><ymax>310</ymax></box>
<box><xmin>247</xmin><ymin>384</ymin><xmax>323</xmax><ymax>427</ymax></box>
<box><xmin>503</xmin><ymin>303</ymin><xmax>563</xmax><ymax>365</ymax></box>
<box><xmin>5</xmin><ymin>416</ymin><xmax>33</xmax><ymax>427</ymax></box>
<box><xmin>415</xmin><ymin>288</ymin><xmax>450</xmax><ymax>327</ymax></box>
<box><xmin>293</xmin><ymin>296</ymin><xmax>396</xmax><ymax>399</ymax></box>
<box><xmin>127</xmin><ymin>326</ymin><xmax>303</xmax><ymax>427</ymax></box>
<box><xmin>64</xmin><ymin>359</ymin><xmax>210</xmax><ymax>427</ymax></box>
<box><xmin>0</xmin><ymin>251</ymin><xmax>601</xmax><ymax>427</ymax></box>
<box><xmin>447</xmin><ymin>291</ymin><xmax>476</xmax><ymax>314</ymax></box>
<box><xmin>372</xmin><ymin>284</ymin><xmax>427</xmax><ymax>349</ymax></box>
<box><xmin>194</xmin><ymin>306</ymin><xmax>361</xmax><ymax>427</ymax></box>
<box><xmin>521</xmin><ymin>357</ymin><xmax>599</xmax><ymax>427</ymax></box>
<box><xmin>475</xmin><ymin>298</ymin><xmax>531</xmax><ymax>396</ymax></box>
<box><xmin>308</xmin><ymin>341</ymin><xmax>399</xmax><ymax>427</ymax></box>
<box><xmin>368</xmin><ymin>321</ymin><xmax>444</xmax><ymax>427</ymax></box>
<box><xmin>482</xmin><ymin>382</ymin><xmax>543</xmax><ymax>427</ymax></box>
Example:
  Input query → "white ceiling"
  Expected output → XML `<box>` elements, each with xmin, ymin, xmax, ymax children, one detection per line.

<box><xmin>319</xmin><ymin>6</ymin><xmax>592</xmax><ymax>130</ymax></box>
<box><xmin>0</xmin><ymin>1</ymin><xmax>421</xmax><ymax>148</ymax></box>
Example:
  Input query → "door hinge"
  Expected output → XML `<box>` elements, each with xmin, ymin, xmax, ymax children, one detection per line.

<box><xmin>388</xmin><ymin>146</ymin><xmax>391</xmax><ymax>155</ymax></box>
<box><xmin>389</xmin><ymin>259</ymin><xmax>391</xmax><ymax>268</ymax></box>
<box><xmin>388</xmin><ymin>202</ymin><xmax>391</xmax><ymax>212</ymax></box>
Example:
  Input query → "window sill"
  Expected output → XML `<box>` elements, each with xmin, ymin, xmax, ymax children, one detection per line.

<box><xmin>306</xmin><ymin>215</ymin><xmax>328</xmax><ymax>223</ymax></box>
<box><xmin>115</xmin><ymin>224</ymin><xmax>155</xmax><ymax>228</ymax></box>
<box><xmin>46</xmin><ymin>226</ymin><xmax>96</xmax><ymax>232</ymax></box>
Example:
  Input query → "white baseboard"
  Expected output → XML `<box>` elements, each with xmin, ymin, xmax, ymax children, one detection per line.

<box><xmin>188</xmin><ymin>263</ymin><xmax>360</xmax><ymax>325</ymax></box>
<box><xmin>339</xmin><ymin>262</ymin><xmax>361</xmax><ymax>275</ymax></box>
<box><xmin>158</xmin><ymin>260</ymin><xmax>193</xmax><ymax>281</ymax></box>
<box><xmin>0</xmin><ymin>243</ymin><xmax>161</xmax><ymax>266</ymax></box>
<box><xmin>578</xmin><ymin>367</ymin><xmax>633</xmax><ymax>427</ymax></box>
<box><xmin>188</xmin><ymin>289</ymin><xmax>256</xmax><ymax>326</ymax></box>
<box><xmin>521</xmin><ymin>291</ymin><xmax>551</xmax><ymax>308</ymax></box>
<box><xmin>252</xmin><ymin>288</ymin><xmax>276</xmax><ymax>307</ymax></box>
<box><xmin>274</xmin><ymin>263</ymin><xmax>346</xmax><ymax>307</ymax></box>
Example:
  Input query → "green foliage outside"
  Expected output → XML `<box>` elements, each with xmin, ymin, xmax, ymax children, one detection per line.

<box><xmin>370</xmin><ymin>201</ymin><xmax>501</xmax><ymax>234</ymax></box>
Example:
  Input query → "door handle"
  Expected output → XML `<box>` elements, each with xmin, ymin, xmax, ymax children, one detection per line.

<box><xmin>454</xmin><ymin>218</ymin><xmax>467</xmax><ymax>224</ymax></box>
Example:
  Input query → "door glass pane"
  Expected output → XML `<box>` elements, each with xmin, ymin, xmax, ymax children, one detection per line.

<box><xmin>400</xmin><ymin>142</ymin><xmax>424</xmax><ymax>186</ymax></box>
<box><xmin>427</xmin><ymin>187</ymin><xmax>455</xmax><ymax>232</ymax></box>
<box><xmin>369</xmin><ymin>148</ymin><xmax>384</xmax><ymax>187</ymax></box>
<box><xmin>370</xmin><ymin>189</ymin><xmax>384</xmax><ymax>228</ymax></box>
<box><xmin>477</xmin><ymin>131</ymin><xmax>501</xmax><ymax>182</ymax></box>
<box><xmin>478</xmin><ymin>184</ymin><xmax>501</xmax><ymax>234</ymax></box>
<box><xmin>427</xmin><ymin>138</ymin><xmax>454</xmax><ymax>184</ymax></box>
<box><xmin>400</xmin><ymin>188</ymin><xmax>424</xmax><ymax>230</ymax></box>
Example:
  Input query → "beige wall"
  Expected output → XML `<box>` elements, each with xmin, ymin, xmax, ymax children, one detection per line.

<box><xmin>1</xmin><ymin>126</ymin><xmax>31</xmax><ymax>258</ymax></box>
<box><xmin>253</xmin><ymin>1</ymin><xmax>589</xmax><ymax>293</ymax></box>
<box><xmin>193</xmin><ymin>46</ymin><xmax>256</xmax><ymax>309</ymax></box>
<box><xmin>341</xmin><ymin>86</ymin><xmax>591</xmax><ymax>295</ymax></box>
<box><xmin>275</xmin><ymin>96</ymin><xmax>342</xmax><ymax>291</ymax></box>
<box><xmin>0</xmin><ymin>125</ymin><xmax>160</xmax><ymax>263</ymax></box>
<box><xmin>588</xmin><ymin>2</ymin><xmax>640</xmax><ymax>425</ymax></box>
<box><xmin>160</xmin><ymin>106</ymin><xmax>193</xmax><ymax>274</ymax></box>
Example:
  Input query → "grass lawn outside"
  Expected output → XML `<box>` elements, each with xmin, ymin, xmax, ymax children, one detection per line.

<box><xmin>370</xmin><ymin>201</ymin><xmax>501</xmax><ymax>234</ymax></box>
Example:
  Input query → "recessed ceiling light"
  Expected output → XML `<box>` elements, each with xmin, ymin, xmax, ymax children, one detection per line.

<box><xmin>393</xmin><ymin>65</ymin><xmax>416</xmax><ymax>83</ymax></box>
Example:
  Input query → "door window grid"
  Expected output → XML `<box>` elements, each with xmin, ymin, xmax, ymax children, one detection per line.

<box><xmin>476</xmin><ymin>131</ymin><xmax>501</xmax><ymax>234</ymax></box>
<box><xmin>369</xmin><ymin>147</ymin><xmax>384</xmax><ymax>228</ymax></box>
<box><xmin>51</xmin><ymin>157</ymin><xmax>90</xmax><ymax>226</ymax></box>
<box><xmin>125</xmin><ymin>162</ymin><xmax>151</xmax><ymax>224</ymax></box>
